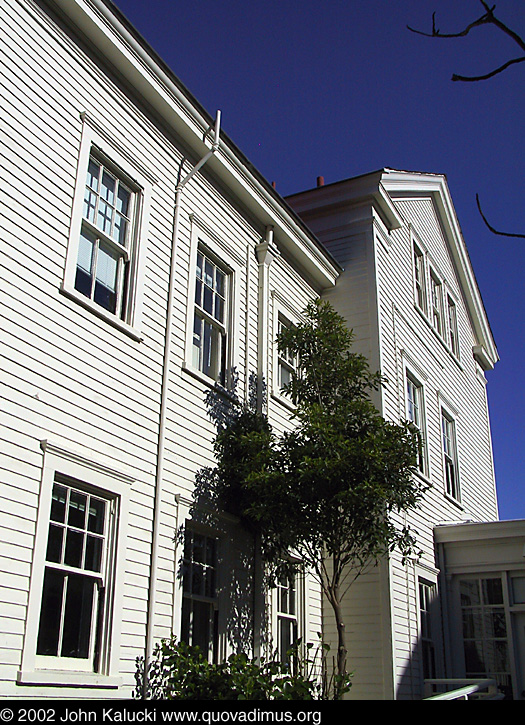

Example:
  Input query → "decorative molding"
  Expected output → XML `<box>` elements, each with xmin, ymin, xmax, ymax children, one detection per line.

<box><xmin>40</xmin><ymin>439</ymin><xmax>135</xmax><ymax>485</ymax></box>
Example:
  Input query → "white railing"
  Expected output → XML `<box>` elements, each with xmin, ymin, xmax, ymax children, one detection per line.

<box><xmin>423</xmin><ymin>678</ymin><xmax>504</xmax><ymax>700</ymax></box>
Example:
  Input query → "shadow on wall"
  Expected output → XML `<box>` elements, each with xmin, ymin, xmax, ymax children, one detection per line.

<box><xmin>395</xmin><ymin>578</ymin><xmax>514</xmax><ymax>700</ymax></box>
<box><xmin>174</xmin><ymin>372</ymin><xmax>265</xmax><ymax>657</ymax></box>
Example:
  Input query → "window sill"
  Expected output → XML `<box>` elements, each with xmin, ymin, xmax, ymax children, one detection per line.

<box><xmin>17</xmin><ymin>670</ymin><xmax>121</xmax><ymax>689</ymax></box>
<box><xmin>181</xmin><ymin>362</ymin><xmax>234</xmax><ymax>397</ymax></box>
<box><xmin>60</xmin><ymin>284</ymin><xmax>143</xmax><ymax>342</ymax></box>
<box><xmin>270</xmin><ymin>390</ymin><xmax>295</xmax><ymax>413</ymax></box>
<box><xmin>444</xmin><ymin>492</ymin><xmax>464</xmax><ymax>510</ymax></box>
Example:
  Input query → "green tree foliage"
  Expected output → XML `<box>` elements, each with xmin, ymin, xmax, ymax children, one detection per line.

<box><xmin>135</xmin><ymin>638</ymin><xmax>322</xmax><ymax>700</ymax></box>
<box><xmin>211</xmin><ymin>299</ymin><xmax>426</xmax><ymax>697</ymax></box>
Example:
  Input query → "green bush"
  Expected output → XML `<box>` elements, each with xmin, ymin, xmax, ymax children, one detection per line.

<box><xmin>134</xmin><ymin>638</ymin><xmax>325</xmax><ymax>700</ymax></box>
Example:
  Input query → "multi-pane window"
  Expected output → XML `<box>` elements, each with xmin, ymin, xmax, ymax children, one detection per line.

<box><xmin>419</xmin><ymin>580</ymin><xmax>437</xmax><ymax>682</ymax></box>
<box><xmin>460</xmin><ymin>578</ymin><xmax>511</xmax><ymax>698</ymax></box>
<box><xmin>430</xmin><ymin>272</ymin><xmax>443</xmax><ymax>336</ymax></box>
<box><xmin>36</xmin><ymin>479</ymin><xmax>110</xmax><ymax>670</ymax></box>
<box><xmin>406</xmin><ymin>373</ymin><xmax>426</xmax><ymax>474</ymax></box>
<box><xmin>277</xmin><ymin>317</ymin><xmax>296</xmax><ymax>392</ymax></box>
<box><xmin>75</xmin><ymin>156</ymin><xmax>136</xmax><ymax>319</ymax></box>
<box><xmin>181</xmin><ymin>529</ymin><xmax>219</xmax><ymax>662</ymax></box>
<box><xmin>276</xmin><ymin>573</ymin><xmax>299</xmax><ymax>663</ymax></box>
<box><xmin>193</xmin><ymin>250</ymin><xmax>229</xmax><ymax>385</ymax></box>
<box><xmin>441</xmin><ymin>410</ymin><xmax>459</xmax><ymax>500</ymax></box>
<box><xmin>413</xmin><ymin>244</ymin><xmax>427</xmax><ymax>313</ymax></box>
<box><xmin>447</xmin><ymin>296</ymin><xmax>459</xmax><ymax>357</ymax></box>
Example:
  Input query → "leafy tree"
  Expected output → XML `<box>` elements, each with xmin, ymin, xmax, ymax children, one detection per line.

<box><xmin>211</xmin><ymin>299</ymin><xmax>425</xmax><ymax>698</ymax></box>
<box><xmin>134</xmin><ymin>638</ymin><xmax>319</xmax><ymax>700</ymax></box>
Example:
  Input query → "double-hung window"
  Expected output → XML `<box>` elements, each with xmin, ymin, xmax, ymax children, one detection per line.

<box><xmin>406</xmin><ymin>372</ymin><xmax>426</xmax><ymax>475</ymax></box>
<box><xmin>413</xmin><ymin>243</ymin><xmax>427</xmax><ymax>314</ymax></box>
<box><xmin>192</xmin><ymin>249</ymin><xmax>229</xmax><ymax>385</ymax></box>
<box><xmin>447</xmin><ymin>296</ymin><xmax>459</xmax><ymax>357</ymax></box>
<box><xmin>430</xmin><ymin>272</ymin><xmax>443</xmax><ymax>336</ymax></box>
<box><xmin>76</xmin><ymin>156</ymin><xmax>136</xmax><ymax>319</ymax></box>
<box><xmin>460</xmin><ymin>578</ymin><xmax>511</xmax><ymax>697</ymax></box>
<box><xmin>418</xmin><ymin>579</ymin><xmax>437</xmax><ymax>682</ymax></box>
<box><xmin>62</xmin><ymin>116</ymin><xmax>152</xmax><ymax>337</ymax></box>
<box><xmin>277</xmin><ymin>317</ymin><xmax>296</xmax><ymax>393</ymax></box>
<box><xmin>36</xmin><ymin>478</ymin><xmax>112</xmax><ymax>671</ymax></box>
<box><xmin>441</xmin><ymin>410</ymin><xmax>460</xmax><ymax>500</ymax></box>
<box><xmin>276</xmin><ymin>573</ymin><xmax>299</xmax><ymax>663</ymax></box>
<box><xmin>19</xmin><ymin>440</ymin><xmax>131</xmax><ymax>688</ymax></box>
<box><xmin>181</xmin><ymin>529</ymin><xmax>219</xmax><ymax>662</ymax></box>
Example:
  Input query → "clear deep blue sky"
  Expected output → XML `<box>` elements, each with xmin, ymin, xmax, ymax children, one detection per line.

<box><xmin>113</xmin><ymin>0</ymin><xmax>524</xmax><ymax>520</ymax></box>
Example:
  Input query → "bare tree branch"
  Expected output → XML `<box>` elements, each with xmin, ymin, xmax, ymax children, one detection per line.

<box><xmin>476</xmin><ymin>194</ymin><xmax>525</xmax><ymax>239</ymax></box>
<box><xmin>407</xmin><ymin>1</ymin><xmax>525</xmax><ymax>82</ymax></box>
<box><xmin>452</xmin><ymin>55</ymin><xmax>525</xmax><ymax>82</ymax></box>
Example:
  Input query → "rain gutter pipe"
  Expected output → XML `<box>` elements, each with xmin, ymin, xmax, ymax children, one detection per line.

<box><xmin>144</xmin><ymin>111</ymin><xmax>221</xmax><ymax>696</ymax></box>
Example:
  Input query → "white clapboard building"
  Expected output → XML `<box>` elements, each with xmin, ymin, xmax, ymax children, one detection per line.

<box><xmin>1</xmin><ymin>0</ymin><xmax>523</xmax><ymax>701</ymax></box>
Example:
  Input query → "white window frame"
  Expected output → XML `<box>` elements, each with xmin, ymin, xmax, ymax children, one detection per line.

<box><xmin>180</xmin><ymin>527</ymin><xmax>220</xmax><ymax>663</ymax></box>
<box><xmin>429</xmin><ymin>269</ymin><xmax>444</xmax><ymax>337</ymax></box>
<box><xmin>271</xmin><ymin>564</ymin><xmax>304</xmax><ymax>665</ymax></box>
<box><xmin>184</xmin><ymin>219</ymin><xmax>240</xmax><ymax>388</ymax></box>
<box><xmin>446</xmin><ymin>294</ymin><xmax>460</xmax><ymax>358</ymax></box>
<box><xmin>62</xmin><ymin>114</ymin><xmax>152</xmax><ymax>340</ymax></box>
<box><xmin>405</xmin><ymin>369</ymin><xmax>428</xmax><ymax>477</ymax></box>
<box><xmin>418</xmin><ymin>578</ymin><xmax>438</xmax><ymax>683</ymax></box>
<box><xmin>413</xmin><ymin>242</ymin><xmax>427</xmax><ymax>314</ymax></box>
<box><xmin>441</xmin><ymin>408</ymin><xmax>460</xmax><ymax>502</ymax></box>
<box><xmin>271</xmin><ymin>294</ymin><xmax>303</xmax><ymax>405</ymax></box>
<box><xmin>18</xmin><ymin>440</ymin><xmax>132</xmax><ymax>688</ymax></box>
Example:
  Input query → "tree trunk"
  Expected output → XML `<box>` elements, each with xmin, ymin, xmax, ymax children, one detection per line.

<box><xmin>326</xmin><ymin>587</ymin><xmax>347</xmax><ymax>699</ymax></box>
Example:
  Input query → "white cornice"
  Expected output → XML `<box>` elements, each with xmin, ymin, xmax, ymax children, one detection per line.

<box><xmin>46</xmin><ymin>0</ymin><xmax>340</xmax><ymax>289</ymax></box>
<box><xmin>380</xmin><ymin>170</ymin><xmax>499</xmax><ymax>370</ymax></box>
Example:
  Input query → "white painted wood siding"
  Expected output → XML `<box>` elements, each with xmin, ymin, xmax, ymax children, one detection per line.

<box><xmin>0</xmin><ymin>0</ymin><xmax>330</xmax><ymax>697</ymax></box>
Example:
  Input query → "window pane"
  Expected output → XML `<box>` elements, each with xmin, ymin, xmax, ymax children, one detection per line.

<box><xmin>192</xmin><ymin>600</ymin><xmax>213</xmax><ymax>654</ymax></box>
<box><xmin>116</xmin><ymin>184</ymin><xmax>130</xmax><ymax>215</ymax></box>
<box><xmin>483</xmin><ymin>578</ymin><xmax>503</xmax><ymax>605</ymax></box>
<box><xmin>64</xmin><ymin>529</ymin><xmax>84</xmax><ymax>569</ymax></box>
<box><xmin>68</xmin><ymin>491</ymin><xmax>87</xmax><ymax>529</ymax></box>
<box><xmin>192</xmin><ymin>314</ymin><xmax>202</xmax><ymax>369</ymax></box>
<box><xmin>50</xmin><ymin>484</ymin><xmax>67</xmax><ymax>523</ymax></box>
<box><xmin>75</xmin><ymin>229</ymin><xmax>95</xmax><ymax>298</ymax></box>
<box><xmin>88</xmin><ymin>498</ymin><xmax>105</xmax><ymax>535</ymax></box>
<box><xmin>37</xmin><ymin>568</ymin><xmax>65</xmax><ymax>656</ymax></box>
<box><xmin>46</xmin><ymin>524</ymin><xmax>64</xmax><ymax>563</ymax></box>
<box><xmin>461</xmin><ymin>580</ymin><xmax>480</xmax><ymax>607</ymax></box>
<box><xmin>86</xmin><ymin>159</ymin><xmax>100</xmax><ymax>191</ymax></box>
<box><xmin>83</xmin><ymin>188</ymin><xmax>98</xmax><ymax>224</ymax></box>
<box><xmin>113</xmin><ymin>213</ymin><xmax>128</xmax><ymax>246</ymax></box>
<box><xmin>61</xmin><ymin>573</ymin><xmax>95</xmax><ymax>659</ymax></box>
<box><xmin>100</xmin><ymin>170</ymin><xmax>115</xmax><ymax>205</ymax></box>
<box><xmin>85</xmin><ymin>535</ymin><xmax>103</xmax><ymax>573</ymax></box>
<box><xmin>97</xmin><ymin>199</ymin><xmax>113</xmax><ymax>236</ymax></box>
<box><xmin>94</xmin><ymin>243</ymin><xmax>118</xmax><ymax>314</ymax></box>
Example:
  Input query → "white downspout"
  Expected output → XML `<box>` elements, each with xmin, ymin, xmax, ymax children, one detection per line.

<box><xmin>143</xmin><ymin>111</ymin><xmax>221</xmax><ymax>695</ymax></box>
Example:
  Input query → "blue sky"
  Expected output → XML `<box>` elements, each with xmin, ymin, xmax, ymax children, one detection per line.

<box><xmin>114</xmin><ymin>0</ymin><xmax>525</xmax><ymax>520</ymax></box>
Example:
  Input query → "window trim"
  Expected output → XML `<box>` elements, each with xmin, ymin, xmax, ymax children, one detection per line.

<box><xmin>405</xmin><ymin>368</ymin><xmax>428</xmax><ymax>477</ymax></box>
<box><xmin>441</xmin><ymin>408</ymin><xmax>460</xmax><ymax>502</ymax></box>
<box><xmin>412</xmin><ymin>241</ymin><xmax>427</xmax><ymax>315</ymax></box>
<box><xmin>180</xmin><ymin>527</ymin><xmax>220</xmax><ymax>663</ymax></box>
<box><xmin>418</xmin><ymin>577</ymin><xmax>438</xmax><ymax>684</ymax></box>
<box><xmin>429</xmin><ymin>268</ymin><xmax>444</xmax><ymax>337</ymax></box>
<box><xmin>271</xmin><ymin>563</ymin><xmax>305</xmax><ymax>665</ymax></box>
<box><xmin>184</xmin><ymin>220</ymin><xmax>240</xmax><ymax>388</ymax></box>
<box><xmin>271</xmin><ymin>294</ymin><xmax>303</xmax><ymax>406</ymax></box>
<box><xmin>446</xmin><ymin>294</ymin><xmax>460</xmax><ymax>358</ymax></box>
<box><xmin>61</xmin><ymin>115</ymin><xmax>152</xmax><ymax>341</ymax></box>
<box><xmin>18</xmin><ymin>439</ymin><xmax>132</xmax><ymax>688</ymax></box>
